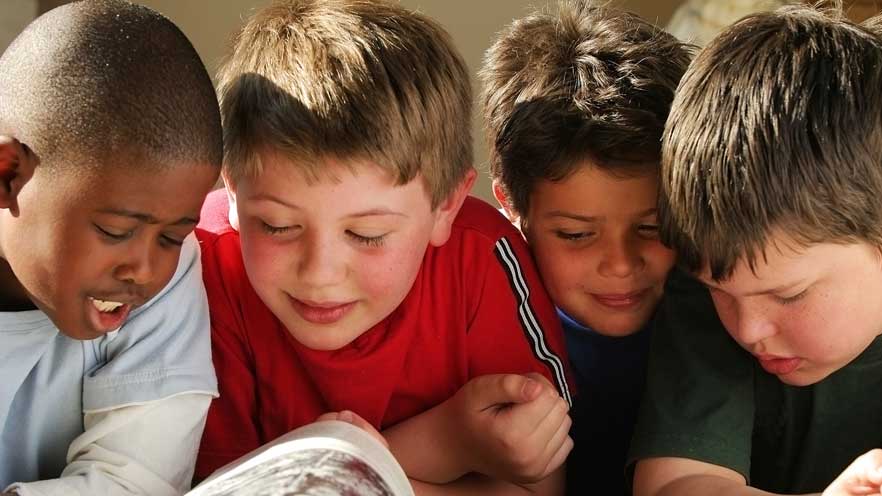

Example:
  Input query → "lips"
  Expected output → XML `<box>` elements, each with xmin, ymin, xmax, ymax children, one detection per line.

<box><xmin>591</xmin><ymin>289</ymin><xmax>649</xmax><ymax>309</ymax></box>
<box><xmin>86</xmin><ymin>297</ymin><xmax>133</xmax><ymax>335</ymax></box>
<box><xmin>756</xmin><ymin>355</ymin><xmax>803</xmax><ymax>376</ymax></box>
<box><xmin>289</xmin><ymin>296</ymin><xmax>355</xmax><ymax>325</ymax></box>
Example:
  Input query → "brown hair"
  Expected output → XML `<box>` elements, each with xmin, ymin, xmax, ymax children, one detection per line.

<box><xmin>217</xmin><ymin>0</ymin><xmax>472</xmax><ymax>207</ymax></box>
<box><xmin>661</xmin><ymin>5</ymin><xmax>882</xmax><ymax>279</ymax></box>
<box><xmin>0</xmin><ymin>0</ymin><xmax>222</xmax><ymax>171</ymax></box>
<box><xmin>480</xmin><ymin>0</ymin><xmax>691</xmax><ymax>216</ymax></box>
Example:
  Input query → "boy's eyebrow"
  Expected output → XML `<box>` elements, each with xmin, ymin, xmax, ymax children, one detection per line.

<box><xmin>99</xmin><ymin>208</ymin><xmax>198</xmax><ymax>226</ymax></box>
<box><xmin>251</xmin><ymin>193</ymin><xmax>300</xmax><ymax>210</ymax></box>
<box><xmin>544</xmin><ymin>207</ymin><xmax>657</xmax><ymax>222</ymax></box>
<box><xmin>346</xmin><ymin>208</ymin><xmax>406</xmax><ymax>219</ymax></box>
<box><xmin>545</xmin><ymin>211</ymin><xmax>598</xmax><ymax>222</ymax></box>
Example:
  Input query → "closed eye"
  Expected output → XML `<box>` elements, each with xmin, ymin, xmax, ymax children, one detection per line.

<box><xmin>776</xmin><ymin>289</ymin><xmax>808</xmax><ymax>305</ymax></box>
<box><xmin>555</xmin><ymin>230</ymin><xmax>594</xmax><ymax>241</ymax></box>
<box><xmin>94</xmin><ymin>224</ymin><xmax>133</xmax><ymax>241</ymax></box>
<box><xmin>637</xmin><ymin>224</ymin><xmax>660</xmax><ymax>238</ymax></box>
<box><xmin>261</xmin><ymin>221</ymin><xmax>292</xmax><ymax>235</ymax></box>
<box><xmin>346</xmin><ymin>230</ymin><xmax>386</xmax><ymax>247</ymax></box>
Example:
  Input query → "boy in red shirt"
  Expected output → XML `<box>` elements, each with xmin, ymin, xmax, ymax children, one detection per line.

<box><xmin>195</xmin><ymin>0</ymin><xmax>572</xmax><ymax>493</ymax></box>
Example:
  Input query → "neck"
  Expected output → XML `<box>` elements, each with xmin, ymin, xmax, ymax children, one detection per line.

<box><xmin>0</xmin><ymin>257</ymin><xmax>36</xmax><ymax>311</ymax></box>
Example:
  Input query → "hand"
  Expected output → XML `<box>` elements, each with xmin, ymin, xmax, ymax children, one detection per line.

<box><xmin>317</xmin><ymin>410</ymin><xmax>389</xmax><ymax>448</ymax></box>
<box><xmin>445</xmin><ymin>373</ymin><xmax>572</xmax><ymax>484</ymax></box>
<box><xmin>824</xmin><ymin>449</ymin><xmax>882</xmax><ymax>496</ymax></box>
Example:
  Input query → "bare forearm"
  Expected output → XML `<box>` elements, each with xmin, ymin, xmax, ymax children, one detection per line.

<box><xmin>411</xmin><ymin>467</ymin><xmax>565</xmax><ymax>496</ymax></box>
<box><xmin>384</xmin><ymin>399</ymin><xmax>468</xmax><ymax>483</ymax></box>
<box><xmin>651</xmin><ymin>475</ymin><xmax>818</xmax><ymax>496</ymax></box>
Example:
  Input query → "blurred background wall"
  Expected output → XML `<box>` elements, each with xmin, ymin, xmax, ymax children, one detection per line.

<box><xmin>2</xmin><ymin>0</ymin><xmax>880</xmax><ymax>200</ymax></box>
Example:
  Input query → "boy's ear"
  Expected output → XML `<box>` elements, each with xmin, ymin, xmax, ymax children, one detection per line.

<box><xmin>0</xmin><ymin>136</ymin><xmax>37</xmax><ymax>216</ymax></box>
<box><xmin>492</xmin><ymin>179</ymin><xmax>519</xmax><ymax>223</ymax></box>
<box><xmin>221</xmin><ymin>171</ymin><xmax>240</xmax><ymax>231</ymax></box>
<box><xmin>429</xmin><ymin>168</ymin><xmax>477</xmax><ymax>247</ymax></box>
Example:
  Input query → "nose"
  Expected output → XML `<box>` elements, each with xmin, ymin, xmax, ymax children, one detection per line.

<box><xmin>597</xmin><ymin>235</ymin><xmax>645</xmax><ymax>278</ymax></box>
<box><xmin>296</xmin><ymin>232</ymin><xmax>347</xmax><ymax>288</ymax></box>
<box><xmin>731</xmin><ymin>302</ymin><xmax>778</xmax><ymax>347</ymax></box>
<box><xmin>113</xmin><ymin>240</ymin><xmax>156</xmax><ymax>286</ymax></box>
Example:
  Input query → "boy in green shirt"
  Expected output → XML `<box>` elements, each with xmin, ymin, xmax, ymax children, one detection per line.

<box><xmin>629</xmin><ymin>5</ymin><xmax>882</xmax><ymax>496</ymax></box>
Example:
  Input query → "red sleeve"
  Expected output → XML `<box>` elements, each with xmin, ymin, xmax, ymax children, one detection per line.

<box><xmin>194</xmin><ymin>229</ymin><xmax>263</xmax><ymax>479</ymax></box>
<box><xmin>465</xmin><ymin>228</ymin><xmax>574</xmax><ymax>406</ymax></box>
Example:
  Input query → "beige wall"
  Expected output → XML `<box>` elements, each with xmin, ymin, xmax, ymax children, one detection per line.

<box><xmin>0</xmin><ymin>0</ymin><xmax>37</xmax><ymax>53</ymax></box>
<box><xmin>2</xmin><ymin>0</ymin><xmax>681</xmax><ymax>201</ymax></box>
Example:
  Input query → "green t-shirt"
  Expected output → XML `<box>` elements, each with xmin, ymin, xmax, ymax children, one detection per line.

<box><xmin>628</xmin><ymin>270</ymin><xmax>882</xmax><ymax>493</ymax></box>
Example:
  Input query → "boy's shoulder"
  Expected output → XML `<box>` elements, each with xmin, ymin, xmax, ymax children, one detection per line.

<box><xmin>197</xmin><ymin>189</ymin><xmax>235</xmax><ymax>239</ymax></box>
<box><xmin>195</xmin><ymin>189</ymin><xmax>249</xmax><ymax>293</ymax></box>
<box><xmin>450</xmin><ymin>195</ymin><xmax>524</xmax><ymax>245</ymax></box>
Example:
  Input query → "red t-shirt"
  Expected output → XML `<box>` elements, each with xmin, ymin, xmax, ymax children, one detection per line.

<box><xmin>194</xmin><ymin>189</ymin><xmax>572</xmax><ymax>478</ymax></box>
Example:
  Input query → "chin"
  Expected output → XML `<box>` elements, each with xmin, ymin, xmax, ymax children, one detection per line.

<box><xmin>593</xmin><ymin>324</ymin><xmax>644</xmax><ymax>338</ymax></box>
<box><xmin>779</xmin><ymin>369</ymin><xmax>831</xmax><ymax>387</ymax></box>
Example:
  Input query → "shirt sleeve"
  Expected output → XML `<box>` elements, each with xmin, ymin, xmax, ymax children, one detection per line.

<box><xmin>193</xmin><ymin>235</ymin><xmax>261</xmax><ymax>481</ymax></box>
<box><xmin>627</xmin><ymin>269</ymin><xmax>756</xmax><ymax>479</ymax></box>
<box><xmin>7</xmin><ymin>393</ymin><xmax>211</xmax><ymax>496</ymax></box>
<box><xmin>466</xmin><ymin>232</ymin><xmax>573</xmax><ymax>406</ymax></box>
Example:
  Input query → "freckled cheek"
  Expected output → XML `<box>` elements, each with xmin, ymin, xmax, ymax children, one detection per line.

<box><xmin>354</xmin><ymin>246</ymin><xmax>423</xmax><ymax>301</ymax></box>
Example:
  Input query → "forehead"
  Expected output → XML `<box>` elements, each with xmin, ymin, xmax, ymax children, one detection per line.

<box><xmin>240</xmin><ymin>152</ymin><xmax>432</xmax><ymax>208</ymax></box>
<box><xmin>529</xmin><ymin>161</ymin><xmax>659</xmax><ymax>213</ymax></box>
<box><xmin>47</xmin><ymin>160</ymin><xmax>218</xmax><ymax>216</ymax></box>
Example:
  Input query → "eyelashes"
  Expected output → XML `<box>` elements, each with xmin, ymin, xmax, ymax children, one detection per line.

<box><xmin>261</xmin><ymin>222</ymin><xmax>387</xmax><ymax>248</ymax></box>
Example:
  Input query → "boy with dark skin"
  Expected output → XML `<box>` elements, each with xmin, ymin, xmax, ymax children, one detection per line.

<box><xmin>0</xmin><ymin>1</ymin><xmax>222</xmax><ymax>494</ymax></box>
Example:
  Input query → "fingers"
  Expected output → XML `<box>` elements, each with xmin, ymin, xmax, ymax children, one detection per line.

<box><xmin>315</xmin><ymin>410</ymin><xmax>389</xmax><ymax>448</ymax></box>
<box><xmin>520</xmin><ymin>393</ymin><xmax>572</xmax><ymax>479</ymax></box>
<box><xmin>465</xmin><ymin>374</ymin><xmax>546</xmax><ymax>409</ymax></box>
<box><xmin>536</xmin><ymin>409</ymin><xmax>574</xmax><ymax>477</ymax></box>
<box><xmin>826</xmin><ymin>449</ymin><xmax>882</xmax><ymax>496</ymax></box>
<box><xmin>490</xmin><ymin>387</ymin><xmax>572</xmax><ymax>482</ymax></box>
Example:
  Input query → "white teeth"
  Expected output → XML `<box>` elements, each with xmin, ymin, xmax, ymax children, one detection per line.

<box><xmin>90</xmin><ymin>298</ymin><xmax>125</xmax><ymax>313</ymax></box>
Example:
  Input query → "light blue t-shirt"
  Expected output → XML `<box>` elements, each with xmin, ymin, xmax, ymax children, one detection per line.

<box><xmin>0</xmin><ymin>234</ymin><xmax>218</xmax><ymax>486</ymax></box>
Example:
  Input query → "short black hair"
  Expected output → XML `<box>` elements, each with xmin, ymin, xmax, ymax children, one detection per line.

<box><xmin>0</xmin><ymin>0</ymin><xmax>222</xmax><ymax>170</ymax></box>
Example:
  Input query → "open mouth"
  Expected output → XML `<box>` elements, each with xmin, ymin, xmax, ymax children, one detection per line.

<box><xmin>90</xmin><ymin>298</ymin><xmax>126</xmax><ymax>313</ymax></box>
<box><xmin>87</xmin><ymin>296</ymin><xmax>133</xmax><ymax>334</ymax></box>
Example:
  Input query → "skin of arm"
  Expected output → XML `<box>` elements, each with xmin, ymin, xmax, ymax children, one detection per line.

<box><xmin>408</xmin><ymin>466</ymin><xmax>565</xmax><ymax>495</ymax></box>
<box><xmin>322</xmin><ymin>406</ymin><xmax>567</xmax><ymax>495</ymax></box>
<box><xmin>382</xmin><ymin>374</ymin><xmax>571</xmax><ymax>488</ymax></box>
<box><xmin>636</xmin><ymin>451</ymin><xmax>882</xmax><ymax>496</ymax></box>
<box><xmin>634</xmin><ymin>457</ymin><xmax>783</xmax><ymax>496</ymax></box>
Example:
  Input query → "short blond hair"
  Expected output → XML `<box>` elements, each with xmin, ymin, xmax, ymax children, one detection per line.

<box><xmin>217</xmin><ymin>0</ymin><xmax>472</xmax><ymax>207</ymax></box>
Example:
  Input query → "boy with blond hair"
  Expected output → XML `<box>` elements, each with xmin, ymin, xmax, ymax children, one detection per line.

<box><xmin>0</xmin><ymin>0</ymin><xmax>222</xmax><ymax>494</ymax></box>
<box><xmin>628</xmin><ymin>5</ymin><xmax>882</xmax><ymax>495</ymax></box>
<box><xmin>480</xmin><ymin>2</ymin><xmax>690</xmax><ymax>494</ymax></box>
<box><xmin>195</xmin><ymin>0</ymin><xmax>573</xmax><ymax>492</ymax></box>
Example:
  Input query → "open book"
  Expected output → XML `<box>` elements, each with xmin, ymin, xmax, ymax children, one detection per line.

<box><xmin>188</xmin><ymin>420</ymin><xmax>414</xmax><ymax>496</ymax></box>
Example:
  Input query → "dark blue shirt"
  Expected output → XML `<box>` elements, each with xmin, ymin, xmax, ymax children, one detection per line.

<box><xmin>561</xmin><ymin>309</ymin><xmax>651</xmax><ymax>496</ymax></box>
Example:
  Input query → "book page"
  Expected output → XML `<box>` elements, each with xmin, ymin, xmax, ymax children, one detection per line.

<box><xmin>189</xmin><ymin>421</ymin><xmax>414</xmax><ymax>496</ymax></box>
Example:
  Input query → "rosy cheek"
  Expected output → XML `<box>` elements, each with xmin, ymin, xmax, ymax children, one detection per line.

<box><xmin>356</xmin><ymin>247</ymin><xmax>418</xmax><ymax>297</ymax></box>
